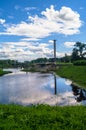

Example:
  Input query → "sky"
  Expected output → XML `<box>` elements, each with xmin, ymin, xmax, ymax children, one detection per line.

<box><xmin>0</xmin><ymin>0</ymin><xmax>86</xmax><ymax>61</ymax></box>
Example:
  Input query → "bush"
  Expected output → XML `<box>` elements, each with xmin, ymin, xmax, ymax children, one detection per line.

<box><xmin>73</xmin><ymin>60</ymin><xmax>86</xmax><ymax>66</ymax></box>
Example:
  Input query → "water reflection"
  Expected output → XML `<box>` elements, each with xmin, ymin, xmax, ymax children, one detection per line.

<box><xmin>0</xmin><ymin>69</ymin><xmax>86</xmax><ymax>106</ymax></box>
<box><xmin>54</xmin><ymin>74</ymin><xmax>57</xmax><ymax>95</ymax></box>
<box><xmin>71</xmin><ymin>84</ymin><xmax>86</xmax><ymax>102</ymax></box>
<box><xmin>53</xmin><ymin>75</ymin><xmax>86</xmax><ymax>105</ymax></box>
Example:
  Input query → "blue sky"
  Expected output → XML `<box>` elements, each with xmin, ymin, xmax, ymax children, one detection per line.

<box><xmin>0</xmin><ymin>0</ymin><xmax>86</xmax><ymax>61</ymax></box>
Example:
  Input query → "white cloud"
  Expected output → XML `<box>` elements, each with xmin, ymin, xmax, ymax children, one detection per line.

<box><xmin>0</xmin><ymin>18</ymin><xmax>5</xmax><ymax>24</ymax></box>
<box><xmin>8</xmin><ymin>16</ymin><xmax>14</xmax><ymax>19</ymax></box>
<box><xmin>24</xmin><ymin>7</ymin><xmax>36</xmax><ymax>11</ymax></box>
<box><xmin>64</xmin><ymin>42</ymin><xmax>75</xmax><ymax>48</ymax></box>
<box><xmin>48</xmin><ymin>40</ymin><xmax>54</xmax><ymax>43</ymax></box>
<box><xmin>0</xmin><ymin>5</ymin><xmax>82</xmax><ymax>40</ymax></box>
<box><xmin>0</xmin><ymin>41</ymin><xmax>66</xmax><ymax>61</ymax></box>
<box><xmin>79</xmin><ymin>7</ymin><xmax>84</xmax><ymax>10</ymax></box>
<box><xmin>21</xmin><ymin>37</ymin><xmax>40</xmax><ymax>41</ymax></box>
<box><xmin>0</xmin><ymin>5</ymin><xmax>82</xmax><ymax>61</ymax></box>
<box><xmin>14</xmin><ymin>5</ymin><xmax>20</xmax><ymax>10</ymax></box>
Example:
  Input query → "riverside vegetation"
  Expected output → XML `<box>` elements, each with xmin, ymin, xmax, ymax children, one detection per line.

<box><xmin>0</xmin><ymin>104</ymin><xmax>86</xmax><ymax>130</ymax></box>
<box><xmin>0</xmin><ymin>69</ymin><xmax>11</xmax><ymax>76</ymax></box>
<box><xmin>0</xmin><ymin>65</ymin><xmax>86</xmax><ymax>129</ymax></box>
<box><xmin>55</xmin><ymin>65</ymin><xmax>86</xmax><ymax>88</ymax></box>
<box><xmin>0</xmin><ymin>41</ymin><xmax>86</xmax><ymax>129</ymax></box>
<box><xmin>23</xmin><ymin>64</ymin><xmax>86</xmax><ymax>88</ymax></box>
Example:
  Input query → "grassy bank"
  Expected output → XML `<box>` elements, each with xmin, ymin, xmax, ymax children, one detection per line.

<box><xmin>0</xmin><ymin>104</ymin><xmax>86</xmax><ymax>130</ymax></box>
<box><xmin>0</xmin><ymin>69</ymin><xmax>11</xmax><ymax>76</ymax></box>
<box><xmin>55</xmin><ymin>66</ymin><xmax>86</xmax><ymax>88</ymax></box>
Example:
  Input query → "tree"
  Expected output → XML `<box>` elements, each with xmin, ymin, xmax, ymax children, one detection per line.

<box><xmin>74</xmin><ymin>42</ymin><xmax>86</xmax><ymax>58</ymax></box>
<box><xmin>72</xmin><ymin>42</ymin><xmax>86</xmax><ymax>61</ymax></box>
<box><xmin>64</xmin><ymin>53</ymin><xmax>71</xmax><ymax>62</ymax></box>
<box><xmin>72</xmin><ymin>48</ymin><xmax>79</xmax><ymax>61</ymax></box>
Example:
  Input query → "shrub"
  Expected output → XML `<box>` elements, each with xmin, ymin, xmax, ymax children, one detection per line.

<box><xmin>73</xmin><ymin>60</ymin><xmax>86</xmax><ymax>66</ymax></box>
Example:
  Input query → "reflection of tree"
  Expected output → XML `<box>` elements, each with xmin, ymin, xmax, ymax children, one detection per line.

<box><xmin>72</xmin><ymin>84</ymin><xmax>80</xmax><ymax>96</ymax></box>
<box><xmin>71</xmin><ymin>84</ymin><xmax>86</xmax><ymax>102</ymax></box>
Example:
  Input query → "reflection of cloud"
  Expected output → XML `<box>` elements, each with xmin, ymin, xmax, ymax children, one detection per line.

<box><xmin>39</xmin><ymin>91</ymin><xmax>80</xmax><ymax>106</ymax></box>
<box><xmin>0</xmin><ymin>71</ymin><xmax>82</xmax><ymax>106</ymax></box>
<box><xmin>8</xmin><ymin>77</ymin><xmax>78</xmax><ymax>106</ymax></box>
<box><xmin>6</xmin><ymin>72</ymin><xmax>53</xmax><ymax>105</ymax></box>
<box><xmin>65</xmin><ymin>79</ymin><xmax>72</xmax><ymax>85</ymax></box>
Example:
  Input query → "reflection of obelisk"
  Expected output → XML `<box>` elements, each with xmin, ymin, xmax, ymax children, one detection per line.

<box><xmin>53</xmin><ymin>40</ymin><xmax>56</xmax><ymax>64</ymax></box>
<box><xmin>54</xmin><ymin>74</ymin><xmax>57</xmax><ymax>95</ymax></box>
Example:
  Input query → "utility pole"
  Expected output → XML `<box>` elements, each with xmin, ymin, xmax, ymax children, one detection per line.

<box><xmin>53</xmin><ymin>40</ymin><xmax>56</xmax><ymax>64</ymax></box>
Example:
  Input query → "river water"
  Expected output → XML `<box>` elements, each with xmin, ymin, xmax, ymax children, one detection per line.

<box><xmin>0</xmin><ymin>69</ymin><xmax>86</xmax><ymax>106</ymax></box>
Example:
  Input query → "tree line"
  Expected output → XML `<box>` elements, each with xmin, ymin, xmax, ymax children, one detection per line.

<box><xmin>0</xmin><ymin>42</ymin><xmax>86</xmax><ymax>68</ymax></box>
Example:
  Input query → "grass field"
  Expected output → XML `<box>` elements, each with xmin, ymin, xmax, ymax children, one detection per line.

<box><xmin>55</xmin><ymin>66</ymin><xmax>86</xmax><ymax>88</ymax></box>
<box><xmin>0</xmin><ymin>104</ymin><xmax>86</xmax><ymax>130</ymax></box>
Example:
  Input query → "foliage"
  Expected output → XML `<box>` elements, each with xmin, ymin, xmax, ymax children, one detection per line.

<box><xmin>31</xmin><ymin>58</ymin><xmax>48</xmax><ymax>63</ymax></box>
<box><xmin>73</xmin><ymin>60</ymin><xmax>86</xmax><ymax>66</ymax></box>
<box><xmin>56</xmin><ymin>62</ymin><xmax>73</xmax><ymax>66</ymax></box>
<box><xmin>59</xmin><ymin>54</ymin><xmax>72</xmax><ymax>63</ymax></box>
<box><xmin>55</xmin><ymin>66</ymin><xmax>86</xmax><ymax>88</ymax></box>
<box><xmin>0</xmin><ymin>104</ymin><xmax>86</xmax><ymax>130</ymax></box>
<box><xmin>0</xmin><ymin>59</ymin><xmax>23</xmax><ymax>68</ymax></box>
<box><xmin>71</xmin><ymin>42</ymin><xmax>86</xmax><ymax>61</ymax></box>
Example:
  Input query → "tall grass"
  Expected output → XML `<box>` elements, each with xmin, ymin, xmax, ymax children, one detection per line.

<box><xmin>0</xmin><ymin>104</ymin><xmax>86</xmax><ymax>130</ymax></box>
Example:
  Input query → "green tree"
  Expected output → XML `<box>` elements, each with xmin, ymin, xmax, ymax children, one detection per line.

<box><xmin>72</xmin><ymin>42</ymin><xmax>86</xmax><ymax>61</ymax></box>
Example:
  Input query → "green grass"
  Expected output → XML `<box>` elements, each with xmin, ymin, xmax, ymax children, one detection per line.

<box><xmin>55</xmin><ymin>66</ymin><xmax>86</xmax><ymax>88</ymax></box>
<box><xmin>57</xmin><ymin>62</ymin><xmax>73</xmax><ymax>66</ymax></box>
<box><xmin>0</xmin><ymin>104</ymin><xmax>86</xmax><ymax>130</ymax></box>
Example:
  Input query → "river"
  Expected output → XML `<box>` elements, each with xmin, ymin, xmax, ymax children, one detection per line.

<box><xmin>0</xmin><ymin>68</ymin><xmax>86</xmax><ymax>106</ymax></box>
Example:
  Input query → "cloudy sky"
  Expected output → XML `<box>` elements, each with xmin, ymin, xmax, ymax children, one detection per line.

<box><xmin>0</xmin><ymin>0</ymin><xmax>86</xmax><ymax>61</ymax></box>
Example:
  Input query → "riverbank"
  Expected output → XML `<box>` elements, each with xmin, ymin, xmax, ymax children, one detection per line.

<box><xmin>0</xmin><ymin>67</ymin><xmax>86</xmax><ymax>129</ymax></box>
<box><xmin>0</xmin><ymin>104</ymin><xmax>86</xmax><ymax>130</ymax></box>
<box><xmin>23</xmin><ymin>65</ymin><xmax>86</xmax><ymax>88</ymax></box>
<box><xmin>55</xmin><ymin>66</ymin><xmax>86</xmax><ymax>88</ymax></box>
<box><xmin>0</xmin><ymin>69</ymin><xmax>12</xmax><ymax>76</ymax></box>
